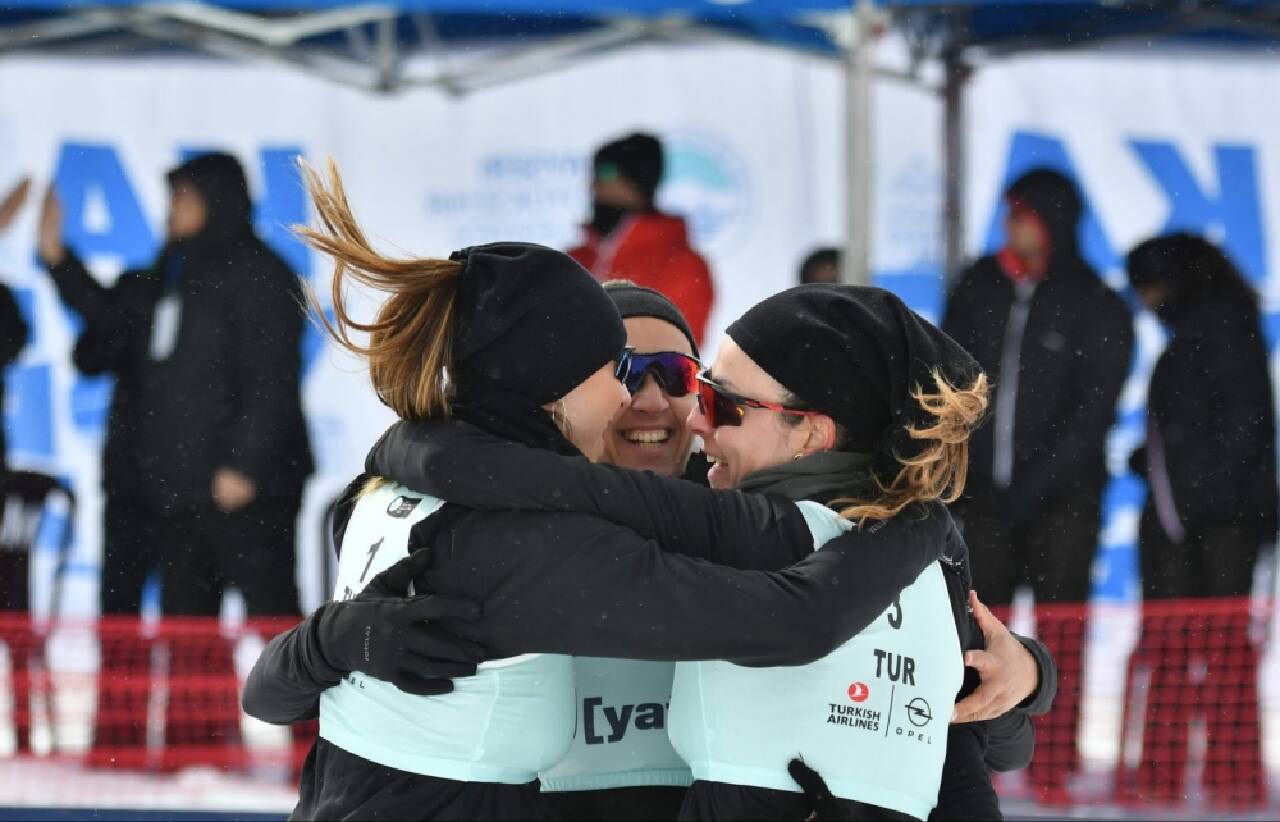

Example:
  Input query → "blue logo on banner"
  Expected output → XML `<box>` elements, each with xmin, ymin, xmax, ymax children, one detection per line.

<box><xmin>661</xmin><ymin>134</ymin><xmax>750</xmax><ymax>249</ymax></box>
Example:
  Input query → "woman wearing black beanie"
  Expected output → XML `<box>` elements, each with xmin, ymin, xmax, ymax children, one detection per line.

<box><xmin>244</xmin><ymin>163</ymin><xmax>970</xmax><ymax>821</ymax></box>
<box><xmin>337</xmin><ymin>286</ymin><xmax>1055</xmax><ymax>819</ymax></box>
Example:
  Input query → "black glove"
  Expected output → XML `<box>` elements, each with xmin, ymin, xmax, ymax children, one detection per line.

<box><xmin>788</xmin><ymin>758</ymin><xmax>849</xmax><ymax>821</ymax></box>
<box><xmin>316</xmin><ymin>548</ymin><xmax>486</xmax><ymax>696</ymax></box>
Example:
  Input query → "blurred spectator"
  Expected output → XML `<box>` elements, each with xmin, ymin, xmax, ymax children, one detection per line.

<box><xmin>38</xmin><ymin>152</ymin><xmax>313</xmax><ymax>764</ymax></box>
<box><xmin>1117</xmin><ymin>233</ymin><xmax>1274</xmax><ymax>806</ymax></box>
<box><xmin>0</xmin><ymin>178</ymin><xmax>32</xmax><ymax>753</ymax></box>
<box><xmin>798</xmin><ymin>247</ymin><xmax>841</xmax><ymax>285</ymax></box>
<box><xmin>0</xmin><ymin>177</ymin><xmax>31</xmax><ymax>475</ymax></box>
<box><xmin>942</xmin><ymin>168</ymin><xmax>1133</xmax><ymax>801</ymax></box>
<box><xmin>568</xmin><ymin>133</ymin><xmax>714</xmax><ymax>346</ymax></box>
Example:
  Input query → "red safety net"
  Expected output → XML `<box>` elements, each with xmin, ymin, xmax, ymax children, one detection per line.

<box><xmin>0</xmin><ymin>601</ymin><xmax>1275</xmax><ymax>814</ymax></box>
<box><xmin>1012</xmin><ymin>597</ymin><xmax>1276</xmax><ymax>812</ymax></box>
<box><xmin>0</xmin><ymin>614</ymin><xmax>316</xmax><ymax>776</ymax></box>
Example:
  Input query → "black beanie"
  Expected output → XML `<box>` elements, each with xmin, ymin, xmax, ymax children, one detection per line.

<box><xmin>604</xmin><ymin>281</ymin><xmax>699</xmax><ymax>358</ymax></box>
<box><xmin>726</xmin><ymin>285</ymin><xmax>981</xmax><ymax>460</ymax></box>
<box><xmin>449</xmin><ymin>242</ymin><xmax>626</xmax><ymax>405</ymax></box>
<box><xmin>594</xmin><ymin>133</ymin><xmax>664</xmax><ymax>202</ymax></box>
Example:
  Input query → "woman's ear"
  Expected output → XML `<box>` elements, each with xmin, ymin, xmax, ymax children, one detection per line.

<box><xmin>804</xmin><ymin>414</ymin><xmax>838</xmax><ymax>454</ymax></box>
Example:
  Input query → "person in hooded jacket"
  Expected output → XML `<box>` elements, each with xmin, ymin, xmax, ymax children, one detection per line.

<box><xmin>942</xmin><ymin>167</ymin><xmax>1133</xmax><ymax>800</ymax></box>
<box><xmin>239</xmin><ymin>159</ymin><xmax>1030</xmax><ymax>821</ymax></box>
<box><xmin>1117</xmin><ymin>233</ymin><xmax>1275</xmax><ymax>807</ymax></box>
<box><xmin>37</xmin><ymin>152</ymin><xmax>313</xmax><ymax>765</ymax></box>
<box><xmin>568</xmin><ymin>133</ymin><xmax>715</xmax><ymax>347</ymax></box>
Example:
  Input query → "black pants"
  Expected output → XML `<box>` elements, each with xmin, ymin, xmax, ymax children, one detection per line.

<box><xmin>1138</xmin><ymin>509</ymin><xmax>1260</xmax><ymax>600</ymax></box>
<box><xmin>547</xmin><ymin>787</ymin><xmax>686</xmax><ymax>821</ymax></box>
<box><xmin>952</xmin><ymin>489</ymin><xmax>1102</xmax><ymax>795</ymax></box>
<box><xmin>952</xmin><ymin>489</ymin><xmax>1100</xmax><ymax>605</ymax></box>
<box><xmin>1118</xmin><ymin>509</ymin><xmax>1267</xmax><ymax>804</ymax></box>
<box><xmin>677</xmin><ymin>781</ymin><xmax>913</xmax><ymax>821</ymax></box>
<box><xmin>93</xmin><ymin>492</ymin><xmax>301</xmax><ymax>762</ymax></box>
<box><xmin>101</xmin><ymin>493</ymin><xmax>301</xmax><ymax>617</ymax></box>
<box><xmin>293</xmin><ymin>738</ymin><xmax>545</xmax><ymax>821</ymax></box>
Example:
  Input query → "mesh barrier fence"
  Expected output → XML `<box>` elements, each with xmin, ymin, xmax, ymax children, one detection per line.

<box><xmin>0</xmin><ymin>602</ymin><xmax>1275</xmax><ymax>815</ymax></box>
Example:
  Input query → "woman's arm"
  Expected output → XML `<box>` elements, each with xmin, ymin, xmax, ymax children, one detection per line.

<box><xmin>372</xmin><ymin>419</ymin><xmax>815</xmax><ymax>570</ymax></box>
<box><xmin>242</xmin><ymin>615</ymin><xmax>344</xmax><ymax>724</ymax></box>
<box><xmin>425</xmin><ymin>503</ymin><xmax>948</xmax><ymax>666</ymax></box>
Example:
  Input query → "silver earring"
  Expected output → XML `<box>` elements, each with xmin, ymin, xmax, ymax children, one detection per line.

<box><xmin>793</xmin><ymin>452</ymin><xmax>805</xmax><ymax>461</ymax></box>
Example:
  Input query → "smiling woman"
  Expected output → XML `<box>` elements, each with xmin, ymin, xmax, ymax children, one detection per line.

<box><xmin>601</xmin><ymin>281</ymin><xmax>702</xmax><ymax>478</ymax></box>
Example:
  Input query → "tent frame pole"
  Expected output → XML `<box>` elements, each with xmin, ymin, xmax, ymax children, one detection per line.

<box><xmin>843</xmin><ymin>0</ymin><xmax>875</xmax><ymax>286</ymax></box>
<box><xmin>943</xmin><ymin>52</ymin><xmax>969</xmax><ymax>284</ymax></box>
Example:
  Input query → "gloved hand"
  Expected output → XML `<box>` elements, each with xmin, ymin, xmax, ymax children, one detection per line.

<box><xmin>316</xmin><ymin>548</ymin><xmax>486</xmax><ymax>696</ymax></box>
<box><xmin>788</xmin><ymin>758</ymin><xmax>849</xmax><ymax>821</ymax></box>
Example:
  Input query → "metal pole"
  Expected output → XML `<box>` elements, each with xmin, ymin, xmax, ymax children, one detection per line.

<box><xmin>942</xmin><ymin>53</ymin><xmax>969</xmax><ymax>283</ymax></box>
<box><xmin>843</xmin><ymin>0</ymin><xmax>874</xmax><ymax>286</ymax></box>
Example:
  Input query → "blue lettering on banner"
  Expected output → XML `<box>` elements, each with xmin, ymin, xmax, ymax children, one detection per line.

<box><xmin>51</xmin><ymin>143</ymin><xmax>156</xmax><ymax>270</ymax></box>
<box><xmin>7</xmin><ymin>364</ymin><xmax>54</xmax><ymax>459</ymax></box>
<box><xmin>1129</xmin><ymin>141</ymin><xmax>1266</xmax><ymax>283</ymax></box>
<box><xmin>70</xmin><ymin>375</ymin><xmax>113</xmax><ymax>434</ymax></box>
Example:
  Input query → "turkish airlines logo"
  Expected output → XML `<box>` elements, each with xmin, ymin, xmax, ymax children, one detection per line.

<box><xmin>847</xmin><ymin>682</ymin><xmax>870</xmax><ymax>703</ymax></box>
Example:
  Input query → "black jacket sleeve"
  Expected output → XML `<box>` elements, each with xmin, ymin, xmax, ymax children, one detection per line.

<box><xmin>0</xmin><ymin>285</ymin><xmax>26</xmax><ymax>367</ymax></box>
<box><xmin>243</xmin><ymin>477</ymin><xmax>370</xmax><ymax>724</ymax></box>
<box><xmin>241</xmin><ymin>495</ymin><xmax>947</xmax><ymax>722</ymax></box>
<box><xmin>1014</xmin><ymin>634</ymin><xmax>1058</xmax><ymax>717</ymax></box>
<box><xmin>373</xmin><ymin>419</ymin><xmax>816</xmax><ymax>570</ymax></box>
<box><xmin>419</xmin><ymin>503</ymin><xmax>946</xmax><ymax>666</ymax></box>
<box><xmin>940</xmin><ymin>526</ymin><xmax>1038</xmax><ymax>773</ymax></box>
<box><xmin>223</xmin><ymin>253</ymin><xmax>307</xmax><ymax>486</ymax></box>
<box><xmin>47</xmin><ymin>253</ymin><xmax>153</xmax><ymax>376</ymax></box>
<box><xmin>1174</xmin><ymin>324</ymin><xmax>1277</xmax><ymax>528</ymax></box>
<box><xmin>242</xmin><ymin>607</ymin><xmax>347</xmax><ymax>724</ymax></box>
<box><xmin>47</xmin><ymin>251</ymin><xmax>114</xmax><ymax>321</ymax></box>
<box><xmin>973</xmin><ymin>633</ymin><xmax>1054</xmax><ymax>771</ymax></box>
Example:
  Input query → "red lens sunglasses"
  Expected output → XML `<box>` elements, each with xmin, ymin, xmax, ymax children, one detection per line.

<box><xmin>695</xmin><ymin>370</ymin><xmax>827</xmax><ymax>429</ymax></box>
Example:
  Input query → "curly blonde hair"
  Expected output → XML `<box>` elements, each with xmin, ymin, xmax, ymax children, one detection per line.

<box><xmin>832</xmin><ymin>369</ymin><xmax>989</xmax><ymax>524</ymax></box>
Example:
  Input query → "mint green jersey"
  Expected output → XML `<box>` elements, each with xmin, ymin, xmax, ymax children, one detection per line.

<box><xmin>318</xmin><ymin>482</ymin><xmax>576</xmax><ymax>784</ymax></box>
<box><xmin>668</xmin><ymin>501</ymin><xmax>963</xmax><ymax>820</ymax></box>
<box><xmin>539</xmin><ymin>657</ymin><xmax>693</xmax><ymax>792</ymax></box>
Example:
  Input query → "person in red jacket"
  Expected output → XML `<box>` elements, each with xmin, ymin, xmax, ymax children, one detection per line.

<box><xmin>568</xmin><ymin>133</ymin><xmax>715</xmax><ymax>347</ymax></box>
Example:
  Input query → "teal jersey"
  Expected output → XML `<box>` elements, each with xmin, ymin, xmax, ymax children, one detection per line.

<box><xmin>540</xmin><ymin>657</ymin><xmax>693</xmax><ymax>792</ymax></box>
<box><xmin>318</xmin><ymin>482</ymin><xmax>576</xmax><ymax>784</ymax></box>
<box><xmin>668</xmin><ymin>501</ymin><xmax>963</xmax><ymax>820</ymax></box>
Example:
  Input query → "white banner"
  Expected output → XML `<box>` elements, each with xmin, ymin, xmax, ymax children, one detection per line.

<box><xmin>6</xmin><ymin>43</ymin><xmax>1277</xmax><ymax>618</ymax></box>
